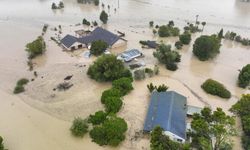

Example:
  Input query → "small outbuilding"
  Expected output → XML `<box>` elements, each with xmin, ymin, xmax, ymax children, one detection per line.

<box><xmin>117</xmin><ymin>49</ymin><xmax>143</xmax><ymax>62</ymax></box>
<box><xmin>144</xmin><ymin>91</ymin><xmax>187</xmax><ymax>143</ymax></box>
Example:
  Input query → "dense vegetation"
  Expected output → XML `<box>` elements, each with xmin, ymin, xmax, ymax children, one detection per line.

<box><xmin>88</xmin><ymin>110</ymin><xmax>107</xmax><ymax>125</ymax></box>
<box><xmin>51</xmin><ymin>1</ymin><xmax>64</xmax><ymax>9</ymax></box>
<box><xmin>147</xmin><ymin>83</ymin><xmax>169</xmax><ymax>93</ymax></box>
<box><xmin>89</xmin><ymin>115</ymin><xmax>127</xmax><ymax>146</ymax></box>
<box><xmin>77</xmin><ymin>0</ymin><xmax>99</xmax><ymax>6</ymax></box>
<box><xmin>158</xmin><ymin>24</ymin><xmax>180</xmax><ymax>37</ymax></box>
<box><xmin>70</xmin><ymin>117</ymin><xmax>88</xmax><ymax>137</ymax></box>
<box><xmin>238</xmin><ymin>64</ymin><xmax>250</xmax><ymax>88</ymax></box>
<box><xmin>101</xmin><ymin>88</ymin><xmax>121</xmax><ymax>104</ymax></box>
<box><xmin>175</xmin><ymin>41</ymin><xmax>183</xmax><ymax>50</ymax></box>
<box><xmin>189</xmin><ymin>107</ymin><xmax>236</xmax><ymax>150</ymax></box>
<box><xmin>0</xmin><ymin>136</ymin><xmax>4</xmax><ymax>150</ymax></box>
<box><xmin>150</xmin><ymin>126</ymin><xmax>190</xmax><ymax>150</ymax></box>
<box><xmin>225</xmin><ymin>31</ymin><xmax>250</xmax><ymax>46</ymax></box>
<box><xmin>13</xmin><ymin>78</ymin><xmax>29</xmax><ymax>94</ymax></box>
<box><xmin>112</xmin><ymin>77</ymin><xmax>133</xmax><ymax>96</ymax></box>
<box><xmin>179</xmin><ymin>32</ymin><xmax>192</xmax><ymax>45</ymax></box>
<box><xmin>82</xmin><ymin>18</ymin><xmax>91</xmax><ymax>26</ymax></box>
<box><xmin>26</xmin><ymin>36</ymin><xmax>46</xmax><ymax>59</ymax></box>
<box><xmin>230</xmin><ymin>94</ymin><xmax>250</xmax><ymax>150</ymax></box>
<box><xmin>153</xmin><ymin>44</ymin><xmax>181</xmax><ymax>71</ymax></box>
<box><xmin>90</xmin><ymin>40</ymin><xmax>108</xmax><ymax>56</ymax></box>
<box><xmin>193</xmin><ymin>35</ymin><xmax>221</xmax><ymax>61</ymax></box>
<box><xmin>100</xmin><ymin>10</ymin><xmax>108</xmax><ymax>24</ymax></box>
<box><xmin>201</xmin><ymin>79</ymin><xmax>231</xmax><ymax>99</ymax></box>
<box><xmin>87</xmin><ymin>54</ymin><xmax>132</xmax><ymax>82</ymax></box>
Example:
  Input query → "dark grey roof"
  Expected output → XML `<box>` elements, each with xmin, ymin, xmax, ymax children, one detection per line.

<box><xmin>60</xmin><ymin>34</ymin><xmax>78</xmax><ymax>48</ymax></box>
<box><xmin>144</xmin><ymin>91</ymin><xmax>187</xmax><ymax>139</ymax></box>
<box><xmin>146</xmin><ymin>41</ymin><xmax>158</xmax><ymax>48</ymax></box>
<box><xmin>61</xmin><ymin>27</ymin><xmax>120</xmax><ymax>48</ymax></box>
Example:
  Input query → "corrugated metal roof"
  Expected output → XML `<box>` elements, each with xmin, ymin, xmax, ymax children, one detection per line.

<box><xmin>61</xmin><ymin>27</ymin><xmax>120</xmax><ymax>48</ymax></box>
<box><xmin>60</xmin><ymin>34</ymin><xmax>78</xmax><ymax>48</ymax></box>
<box><xmin>187</xmin><ymin>105</ymin><xmax>202</xmax><ymax>116</ymax></box>
<box><xmin>144</xmin><ymin>91</ymin><xmax>187</xmax><ymax>139</ymax></box>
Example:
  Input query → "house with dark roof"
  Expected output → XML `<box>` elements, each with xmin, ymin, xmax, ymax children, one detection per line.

<box><xmin>60</xmin><ymin>27</ymin><xmax>126</xmax><ymax>51</ymax></box>
<box><xmin>144</xmin><ymin>91</ymin><xmax>187</xmax><ymax>143</ymax></box>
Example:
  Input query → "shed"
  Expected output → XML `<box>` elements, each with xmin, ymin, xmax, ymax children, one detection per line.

<box><xmin>187</xmin><ymin>105</ymin><xmax>202</xmax><ymax>116</ymax></box>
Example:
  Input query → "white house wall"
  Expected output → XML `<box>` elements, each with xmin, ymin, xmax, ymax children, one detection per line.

<box><xmin>164</xmin><ymin>131</ymin><xmax>186</xmax><ymax>143</ymax></box>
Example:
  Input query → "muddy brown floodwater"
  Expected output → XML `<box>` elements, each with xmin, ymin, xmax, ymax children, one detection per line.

<box><xmin>0</xmin><ymin>0</ymin><xmax>249</xmax><ymax>150</ymax></box>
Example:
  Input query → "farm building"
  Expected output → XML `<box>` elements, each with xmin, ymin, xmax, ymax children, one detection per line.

<box><xmin>144</xmin><ymin>91</ymin><xmax>187</xmax><ymax>143</ymax></box>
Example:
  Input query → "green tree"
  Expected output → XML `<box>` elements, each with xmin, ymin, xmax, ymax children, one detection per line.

<box><xmin>158</xmin><ymin>25</ymin><xmax>180</xmax><ymax>37</ymax></box>
<box><xmin>218</xmin><ymin>29</ymin><xmax>224</xmax><ymax>39</ymax></box>
<box><xmin>175</xmin><ymin>41</ymin><xmax>183</xmax><ymax>49</ymax></box>
<box><xmin>88</xmin><ymin>110</ymin><xmax>107</xmax><ymax>125</ymax></box>
<box><xmin>150</xmin><ymin>126</ymin><xmax>188</xmax><ymax>150</ymax></box>
<box><xmin>193</xmin><ymin>35</ymin><xmax>221</xmax><ymax>61</ymax></box>
<box><xmin>13</xmin><ymin>78</ymin><xmax>29</xmax><ymax>94</ymax></box>
<box><xmin>59</xmin><ymin>1</ymin><xmax>64</xmax><ymax>8</ymax></box>
<box><xmin>90</xmin><ymin>40</ymin><xmax>108</xmax><ymax>56</ymax></box>
<box><xmin>94</xmin><ymin>0</ymin><xmax>99</xmax><ymax>6</ymax></box>
<box><xmin>51</xmin><ymin>3</ymin><xmax>57</xmax><ymax>9</ymax></box>
<box><xmin>101</xmin><ymin>88</ymin><xmax>121</xmax><ymax>104</ymax></box>
<box><xmin>112</xmin><ymin>77</ymin><xmax>133</xmax><ymax>96</ymax></box>
<box><xmin>149</xmin><ymin>21</ymin><xmax>154</xmax><ymax>27</ymax></box>
<box><xmin>100</xmin><ymin>10</ymin><xmax>108</xmax><ymax>24</ymax></box>
<box><xmin>82</xmin><ymin>18</ymin><xmax>91</xmax><ymax>26</ymax></box>
<box><xmin>201</xmin><ymin>22</ymin><xmax>206</xmax><ymax>31</ymax></box>
<box><xmin>230</xmin><ymin>94</ymin><xmax>250</xmax><ymax>150</ymax></box>
<box><xmin>153</xmin><ymin>44</ymin><xmax>181</xmax><ymax>71</ymax></box>
<box><xmin>104</xmin><ymin>96</ymin><xmax>122</xmax><ymax>113</ymax></box>
<box><xmin>179</xmin><ymin>33</ymin><xmax>192</xmax><ymax>45</ymax></box>
<box><xmin>156</xmin><ymin>84</ymin><xmax>169</xmax><ymax>92</ymax></box>
<box><xmin>201</xmin><ymin>79</ymin><xmax>231</xmax><ymax>99</ymax></box>
<box><xmin>87</xmin><ymin>54</ymin><xmax>132</xmax><ymax>82</ymax></box>
<box><xmin>190</xmin><ymin>107</ymin><xmax>236</xmax><ymax>150</ymax></box>
<box><xmin>90</xmin><ymin>115</ymin><xmax>127</xmax><ymax>146</ymax></box>
<box><xmin>70</xmin><ymin>117</ymin><xmax>88</xmax><ymax>137</ymax></box>
<box><xmin>134</xmin><ymin>69</ymin><xmax>146</xmax><ymax>80</ymax></box>
<box><xmin>26</xmin><ymin>36</ymin><xmax>46</xmax><ymax>59</ymax></box>
<box><xmin>238</xmin><ymin>64</ymin><xmax>250</xmax><ymax>88</ymax></box>
<box><xmin>0</xmin><ymin>136</ymin><xmax>4</xmax><ymax>150</ymax></box>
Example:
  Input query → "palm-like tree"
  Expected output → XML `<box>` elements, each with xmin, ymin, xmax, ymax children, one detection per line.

<box><xmin>202</xmin><ymin>22</ymin><xmax>206</xmax><ymax>31</ymax></box>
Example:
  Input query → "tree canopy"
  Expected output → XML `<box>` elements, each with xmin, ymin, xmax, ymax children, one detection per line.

<box><xmin>179</xmin><ymin>32</ymin><xmax>192</xmax><ymax>45</ymax></box>
<box><xmin>193</xmin><ymin>35</ymin><xmax>221</xmax><ymax>61</ymax></box>
<box><xmin>190</xmin><ymin>107</ymin><xmax>236</xmax><ymax>150</ymax></box>
<box><xmin>238</xmin><ymin>64</ymin><xmax>250</xmax><ymax>88</ymax></box>
<box><xmin>70</xmin><ymin>117</ymin><xmax>88</xmax><ymax>137</ymax></box>
<box><xmin>100</xmin><ymin>10</ymin><xmax>108</xmax><ymax>24</ymax></box>
<box><xmin>88</xmin><ymin>110</ymin><xmax>107</xmax><ymax>125</ymax></box>
<box><xmin>112</xmin><ymin>77</ymin><xmax>133</xmax><ymax>96</ymax></box>
<box><xmin>104</xmin><ymin>96</ymin><xmax>123</xmax><ymax>113</ymax></box>
<box><xmin>90</xmin><ymin>40</ymin><xmax>108</xmax><ymax>56</ymax></box>
<box><xmin>150</xmin><ymin>126</ymin><xmax>189</xmax><ymax>150</ymax></box>
<box><xmin>201</xmin><ymin>79</ymin><xmax>231</xmax><ymax>99</ymax></box>
<box><xmin>26</xmin><ymin>36</ymin><xmax>46</xmax><ymax>59</ymax></box>
<box><xmin>230</xmin><ymin>94</ymin><xmax>250</xmax><ymax>150</ymax></box>
<box><xmin>101</xmin><ymin>88</ymin><xmax>121</xmax><ymax>104</ymax></box>
<box><xmin>87</xmin><ymin>54</ymin><xmax>132</xmax><ymax>82</ymax></box>
<box><xmin>153</xmin><ymin>44</ymin><xmax>181</xmax><ymax>71</ymax></box>
<box><xmin>0</xmin><ymin>136</ymin><xmax>4</xmax><ymax>150</ymax></box>
<box><xmin>89</xmin><ymin>115</ymin><xmax>127</xmax><ymax>146</ymax></box>
<box><xmin>158</xmin><ymin>25</ymin><xmax>180</xmax><ymax>37</ymax></box>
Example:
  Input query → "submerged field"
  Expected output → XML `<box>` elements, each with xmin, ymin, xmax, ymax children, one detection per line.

<box><xmin>0</xmin><ymin>0</ymin><xmax>249</xmax><ymax>150</ymax></box>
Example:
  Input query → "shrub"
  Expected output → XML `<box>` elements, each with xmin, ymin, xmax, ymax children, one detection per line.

<box><xmin>70</xmin><ymin>117</ymin><xmax>88</xmax><ymax>137</ymax></box>
<box><xmin>87</xmin><ymin>54</ymin><xmax>132</xmax><ymax>82</ymax></box>
<box><xmin>175</xmin><ymin>41</ymin><xmax>183</xmax><ymax>49</ymax></box>
<box><xmin>158</xmin><ymin>25</ymin><xmax>180</xmax><ymax>37</ymax></box>
<box><xmin>51</xmin><ymin>3</ymin><xmax>57</xmax><ymax>9</ymax></box>
<box><xmin>201</xmin><ymin>79</ymin><xmax>231</xmax><ymax>99</ymax></box>
<box><xmin>145</xmin><ymin>68</ymin><xmax>154</xmax><ymax>77</ymax></box>
<box><xmin>104</xmin><ymin>96</ymin><xmax>123</xmax><ymax>113</ymax></box>
<box><xmin>147</xmin><ymin>83</ymin><xmax>156</xmax><ymax>93</ymax></box>
<box><xmin>59</xmin><ymin>1</ymin><xmax>64</xmax><ymax>8</ymax></box>
<box><xmin>92</xmin><ymin>21</ymin><xmax>98</xmax><ymax>26</ymax></box>
<box><xmin>193</xmin><ymin>35</ymin><xmax>221</xmax><ymax>61</ymax></box>
<box><xmin>26</xmin><ymin>36</ymin><xmax>46</xmax><ymax>59</ymax></box>
<box><xmin>153</xmin><ymin>65</ymin><xmax>159</xmax><ymax>75</ymax></box>
<box><xmin>238</xmin><ymin>64</ymin><xmax>250</xmax><ymax>88</ymax></box>
<box><xmin>82</xmin><ymin>18</ymin><xmax>91</xmax><ymax>26</ymax></box>
<box><xmin>149</xmin><ymin>21</ymin><xmax>154</xmax><ymax>27</ymax></box>
<box><xmin>156</xmin><ymin>84</ymin><xmax>169</xmax><ymax>92</ymax></box>
<box><xmin>153</xmin><ymin>44</ymin><xmax>181</xmax><ymax>71</ymax></box>
<box><xmin>134</xmin><ymin>69</ymin><xmax>145</xmax><ymax>80</ymax></box>
<box><xmin>89</xmin><ymin>115</ymin><xmax>127</xmax><ymax>146</ymax></box>
<box><xmin>17</xmin><ymin>78</ymin><xmax>29</xmax><ymax>86</ymax></box>
<box><xmin>0</xmin><ymin>136</ymin><xmax>4</xmax><ymax>150</ymax></box>
<box><xmin>101</xmin><ymin>88</ymin><xmax>121</xmax><ymax>104</ymax></box>
<box><xmin>90</xmin><ymin>40</ymin><xmax>108</xmax><ymax>56</ymax></box>
<box><xmin>88</xmin><ymin>111</ymin><xmax>107</xmax><ymax>125</ymax></box>
<box><xmin>94</xmin><ymin>0</ymin><xmax>99</xmax><ymax>6</ymax></box>
<box><xmin>179</xmin><ymin>33</ymin><xmax>191</xmax><ymax>45</ymax></box>
<box><xmin>13</xmin><ymin>85</ymin><xmax>25</xmax><ymax>94</ymax></box>
<box><xmin>100</xmin><ymin>10</ymin><xmax>108</xmax><ymax>24</ymax></box>
<box><xmin>112</xmin><ymin>77</ymin><xmax>133</xmax><ymax>96</ymax></box>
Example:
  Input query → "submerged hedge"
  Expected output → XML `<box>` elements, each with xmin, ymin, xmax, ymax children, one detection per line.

<box><xmin>201</xmin><ymin>79</ymin><xmax>231</xmax><ymax>99</ymax></box>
